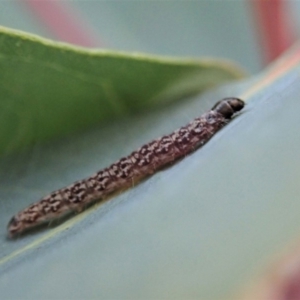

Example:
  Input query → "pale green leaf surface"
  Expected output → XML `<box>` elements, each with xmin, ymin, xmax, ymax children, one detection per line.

<box><xmin>0</xmin><ymin>26</ymin><xmax>244</xmax><ymax>156</ymax></box>
<box><xmin>1</xmin><ymin>41</ymin><xmax>300</xmax><ymax>298</ymax></box>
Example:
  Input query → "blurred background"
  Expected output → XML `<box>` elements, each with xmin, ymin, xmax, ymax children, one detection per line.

<box><xmin>2</xmin><ymin>1</ymin><xmax>300</xmax><ymax>299</ymax></box>
<box><xmin>1</xmin><ymin>0</ymin><xmax>299</xmax><ymax>74</ymax></box>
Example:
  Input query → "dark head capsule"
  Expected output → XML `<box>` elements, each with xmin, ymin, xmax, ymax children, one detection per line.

<box><xmin>212</xmin><ymin>97</ymin><xmax>244</xmax><ymax>119</ymax></box>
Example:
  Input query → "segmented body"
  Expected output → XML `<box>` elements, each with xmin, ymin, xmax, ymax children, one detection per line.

<box><xmin>8</xmin><ymin>98</ymin><xmax>244</xmax><ymax>237</ymax></box>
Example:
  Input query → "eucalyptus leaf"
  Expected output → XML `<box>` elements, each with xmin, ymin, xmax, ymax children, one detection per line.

<box><xmin>2</xmin><ymin>27</ymin><xmax>299</xmax><ymax>300</ymax></box>
<box><xmin>0</xmin><ymin>26</ymin><xmax>244</xmax><ymax>156</ymax></box>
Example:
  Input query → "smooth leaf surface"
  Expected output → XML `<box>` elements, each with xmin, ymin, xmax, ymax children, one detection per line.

<box><xmin>1</xmin><ymin>43</ymin><xmax>300</xmax><ymax>299</ymax></box>
<box><xmin>0</xmin><ymin>26</ymin><xmax>244</xmax><ymax>156</ymax></box>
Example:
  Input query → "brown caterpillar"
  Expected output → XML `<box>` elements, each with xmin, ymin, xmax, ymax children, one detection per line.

<box><xmin>7</xmin><ymin>97</ymin><xmax>244</xmax><ymax>238</ymax></box>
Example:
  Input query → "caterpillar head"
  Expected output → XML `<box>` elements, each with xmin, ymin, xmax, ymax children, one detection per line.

<box><xmin>212</xmin><ymin>97</ymin><xmax>245</xmax><ymax>119</ymax></box>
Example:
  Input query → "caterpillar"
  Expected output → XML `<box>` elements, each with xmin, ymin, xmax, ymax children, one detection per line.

<box><xmin>7</xmin><ymin>97</ymin><xmax>244</xmax><ymax>237</ymax></box>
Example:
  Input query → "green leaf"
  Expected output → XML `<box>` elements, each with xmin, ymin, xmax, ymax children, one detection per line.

<box><xmin>0</xmin><ymin>26</ymin><xmax>244</xmax><ymax>156</ymax></box>
<box><xmin>6</xmin><ymin>27</ymin><xmax>300</xmax><ymax>299</ymax></box>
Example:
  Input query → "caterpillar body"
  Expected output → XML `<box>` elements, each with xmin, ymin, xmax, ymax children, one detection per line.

<box><xmin>8</xmin><ymin>97</ymin><xmax>244</xmax><ymax>237</ymax></box>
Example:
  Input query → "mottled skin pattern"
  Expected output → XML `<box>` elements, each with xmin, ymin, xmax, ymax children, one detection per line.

<box><xmin>7</xmin><ymin>98</ymin><xmax>244</xmax><ymax>237</ymax></box>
